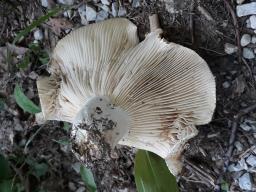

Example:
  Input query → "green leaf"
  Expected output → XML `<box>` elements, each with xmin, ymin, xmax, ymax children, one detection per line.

<box><xmin>13</xmin><ymin>6</ymin><xmax>65</xmax><ymax>44</ymax></box>
<box><xmin>80</xmin><ymin>165</ymin><xmax>97</xmax><ymax>192</ymax></box>
<box><xmin>26</xmin><ymin>159</ymin><xmax>48</xmax><ymax>179</ymax></box>
<box><xmin>0</xmin><ymin>180</ymin><xmax>12</xmax><ymax>192</ymax></box>
<box><xmin>135</xmin><ymin>150</ymin><xmax>179</xmax><ymax>192</ymax></box>
<box><xmin>52</xmin><ymin>139</ymin><xmax>70</xmax><ymax>145</ymax></box>
<box><xmin>221</xmin><ymin>180</ymin><xmax>229</xmax><ymax>192</ymax></box>
<box><xmin>0</xmin><ymin>154</ymin><xmax>12</xmax><ymax>180</ymax></box>
<box><xmin>17</xmin><ymin>52</ymin><xmax>30</xmax><ymax>69</ymax></box>
<box><xmin>14</xmin><ymin>84</ymin><xmax>41</xmax><ymax>114</ymax></box>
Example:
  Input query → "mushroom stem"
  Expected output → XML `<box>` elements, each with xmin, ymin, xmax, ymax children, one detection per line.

<box><xmin>149</xmin><ymin>14</ymin><xmax>163</xmax><ymax>34</ymax></box>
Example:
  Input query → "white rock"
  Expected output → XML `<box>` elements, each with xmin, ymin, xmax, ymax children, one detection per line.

<box><xmin>246</xmin><ymin>155</ymin><xmax>256</xmax><ymax>167</ymax></box>
<box><xmin>78</xmin><ymin>4</ymin><xmax>88</xmax><ymax>25</ymax></box>
<box><xmin>112</xmin><ymin>2</ymin><xmax>118</xmax><ymax>17</ymax></box>
<box><xmin>246</xmin><ymin>18</ymin><xmax>251</xmax><ymax>28</ymax></box>
<box><xmin>101</xmin><ymin>0</ymin><xmax>110</xmax><ymax>5</ymax></box>
<box><xmin>222</xmin><ymin>81</ymin><xmax>230</xmax><ymax>89</ymax></box>
<box><xmin>86</xmin><ymin>4</ymin><xmax>97</xmax><ymax>21</ymax></box>
<box><xmin>224</xmin><ymin>43</ymin><xmax>238</xmax><ymax>54</ymax></box>
<box><xmin>118</xmin><ymin>6</ymin><xmax>127</xmax><ymax>17</ymax></box>
<box><xmin>100</xmin><ymin>4</ymin><xmax>110</xmax><ymax>12</ymax></box>
<box><xmin>41</xmin><ymin>0</ymin><xmax>49</xmax><ymax>7</ymax></box>
<box><xmin>254</xmin><ymin>48</ymin><xmax>256</xmax><ymax>54</ymax></box>
<box><xmin>96</xmin><ymin>10</ymin><xmax>109</xmax><ymax>22</ymax></box>
<box><xmin>252</xmin><ymin>36</ymin><xmax>256</xmax><ymax>44</ymax></box>
<box><xmin>236</xmin><ymin>0</ymin><xmax>245</xmax><ymax>4</ymax></box>
<box><xmin>236</xmin><ymin>2</ymin><xmax>256</xmax><ymax>17</ymax></box>
<box><xmin>57</xmin><ymin>0</ymin><xmax>74</xmax><ymax>5</ymax></box>
<box><xmin>241</xmin><ymin>34</ymin><xmax>251</xmax><ymax>47</ymax></box>
<box><xmin>72</xmin><ymin>162</ymin><xmax>82</xmax><ymax>173</ymax></box>
<box><xmin>132</xmin><ymin>0</ymin><xmax>140</xmax><ymax>8</ymax></box>
<box><xmin>33</xmin><ymin>29</ymin><xmax>43</xmax><ymax>41</ymax></box>
<box><xmin>63</xmin><ymin>10</ymin><xmax>72</xmax><ymax>18</ymax></box>
<box><xmin>234</xmin><ymin>141</ymin><xmax>243</xmax><ymax>151</ymax></box>
<box><xmin>243</xmin><ymin>48</ymin><xmax>255</xmax><ymax>59</ymax></box>
<box><xmin>238</xmin><ymin>158</ymin><xmax>248</xmax><ymax>170</ymax></box>
<box><xmin>228</xmin><ymin>163</ymin><xmax>243</xmax><ymax>172</ymax></box>
<box><xmin>76</xmin><ymin>187</ymin><xmax>85</xmax><ymax>192</ymax></box>
<box><xmin>249</xmin><ymin>15</ymin><xmax>256</xmax><ymax>29</ymax></box>
<box><xmin>238</xmin><ymin>173</ymin><xmax>252</xmax><ymax>191</ymax></box>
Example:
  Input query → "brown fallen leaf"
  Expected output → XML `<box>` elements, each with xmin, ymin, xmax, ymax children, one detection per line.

<box><xmin>46</xmin><ymin>18</ymin><xmax>73</xmax><ymax>35</ymax></box>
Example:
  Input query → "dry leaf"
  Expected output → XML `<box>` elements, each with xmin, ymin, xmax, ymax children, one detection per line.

<box><xmin>46</xmin><ymin>18</ymin><xmax>73</xmax><ymax>35</ymax></box>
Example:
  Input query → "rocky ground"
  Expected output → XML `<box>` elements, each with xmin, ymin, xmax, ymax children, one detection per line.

<box><xmin>1</xmin><ymin>0</ymin><xmax>256</xmax><ymax>191</ymax></box>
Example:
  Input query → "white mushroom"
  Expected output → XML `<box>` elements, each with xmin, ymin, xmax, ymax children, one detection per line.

<box><xmin>36</xmin><ymin>16</ymin><xmax>216</xmax><ymax>176</ymax></box>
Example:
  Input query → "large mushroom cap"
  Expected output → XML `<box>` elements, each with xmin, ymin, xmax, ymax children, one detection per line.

<box><xmin>37</xmin><ymin>18</ymin><xmax>216</xmax><ymax>176</ymax></box>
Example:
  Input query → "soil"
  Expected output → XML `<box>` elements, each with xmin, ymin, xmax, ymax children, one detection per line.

<box><xmin>1</xmin><ymin>0</ymin><xmax>256</xmax><ymax>192</ymax></box>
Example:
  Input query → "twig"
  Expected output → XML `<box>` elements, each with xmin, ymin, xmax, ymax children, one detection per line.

<box><xmin>24</xmin><ymin>125</ymin><xmax>45</xmax><ymax>154</ymax></box>
<box><xmin>223</xmin><ymin>0</ymin><xmax>242</xmax><ymax>63</ymax></box>
<box><xmin>189</xmin><ymin>0</ymin><xmax>195</xmax><ymax>46</ymax></box>
<box><xmin>217</xmin><ymin>103</ymin><xmax>256</xmax><ymax>191</ymax></box>
<box><xmin>9</xmin><ymin>162</ymin><xmax>29</xmax><ymax>192</ymax></box>
<box><xmin>197</xmin><ymin>5</ymin><xmax>214</xmax><ymax>21</ymax></box>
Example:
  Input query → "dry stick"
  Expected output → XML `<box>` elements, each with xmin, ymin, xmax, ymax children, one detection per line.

<box><xmin>189</xmin><ymin>0</ymin><xmax>195</xmax><ymax>46</ymax></box>
<box><xmin>223</xmin><ymin>0</ymin><xmax>242</xmax><ymax>63</ymax></box>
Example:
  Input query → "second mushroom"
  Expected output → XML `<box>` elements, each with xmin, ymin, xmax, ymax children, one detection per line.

<box><xmin>36</xmin><ymin>15</ymin><xmax>216</xmax><ymax>177</ymax></box>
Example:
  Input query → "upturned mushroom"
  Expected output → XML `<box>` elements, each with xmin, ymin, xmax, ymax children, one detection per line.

<box><xmin>36</xmin><ymin>15</ymin><xmax>216</xmax><ymax>177</ymax></box>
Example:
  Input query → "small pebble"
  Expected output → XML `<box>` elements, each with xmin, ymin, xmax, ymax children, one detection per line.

<box><xmin>101</xmin><ymin>0</ymin><xmax>110</xmax><ymax>5</ymax></box>
<box><xmin>86</xmin><ymin>4</ymin><xmax>97</xmax><ymax>21</ymax></box>
<box><xmin>252</xmin><ymin>36</ymin><xmax>256</xmax><ymax>44</ymax></box>
<box><xmin>41</xmin><ymin>0</ymin><xmax>49</xmax><ymax>7</ymax></box>
<box><xmin>222</xmin><ymin>81</ymin><xmax>230</xmax><ymax>89</ymax></box>
<box><xmin>112</xmin><ymin>2</ymin><xmax>118</xmax><ymax>17</ymax></box>
<box><xmin>100</xmin><ymin>4</ymin><xmax>110</xmax><ymax>12</ymax></box>
<box><xmin>246</xmin><ymin>18</ymin><xmax>251</xmax><ymax>28</ymax></box>
<box><xmin>238</xmin><ymin>173</ymin><xmax>252</xmax><ymax>191</ymax></box>
<box><xmin>243</xmin><ymin>48</ymin><xmax>255</xmax><ymax>59</ymax></box>
<box><xmin>33</xmin><ymin>29</ymin><xmax>43</xmax><ymax>41</ymax></box>
<box><xmin>246</xmin><ymin>155</ymin><xmax>256</xmax><ymax>167</ymax></box>
<box><xmin>57</xmin><ymin>0</ymin><xmax>74</xmax><ymax>5</ymax></box>
<box><xmin>118</xmin><ymin>6</ymin><xmax>127</xmax><ymax>17</ymax></box>
<box><xmin>132</xmin><ymin>0</ymin><xmax>140</xmax><ymax>8</ymax></box>
<box><xmin>96</xmin><ymin>10</ymin><xmax>109</xmax><ymax>22</ymax></box>
<box><xmin>234</xmin><ymin>141</ymin><xmax>243</xmax><ymax>151</ymax></box>
<box><xmin>249</xmin><ymin>15</ymin><xmax>256</xmax><ymax>29</ymax></box>
<box><xmin>224</xmin><ymin>43</ymin><xmax>238</xmax><ymax>54</ymax></box>
<box><xmin>63</xmin><ymin>10</ymin><xmax>73</xmax><ymax>18</ymax></box>
<box><xmin>236</xmin><ymin>2</ymin><xmax>256</xmax><ymax>17</ymax></box>
<box><xmin>72</xmin><ymin>162</ymin><xmax>82</xmax><ymax>173</ymax></box>
<box><xmin>236</xmin><ymin>0</ymin><xmax>245</xmax><ymax>4</ymax></box>
<box><xmin>68</xmin><ymin>182</ymin><xmax>77</xmax><ymax>191</ymax></box>
<box><xmin>78</xmin><ymin>4</ymin><xmax>88</xmax><ymax>25</ymax></box>
<box><xmin>76</xmin><ymin>187</ymin><xmax>85</xmax><ymax>192</ymax></box>
<box><xmin>240</xmin><ymin>34</ymin><xmax>251</xmax><ymax>47</ymax></box>
<box><xmin>228</xmin><ymin>163</ymin><xmax>243</xmax><ymax>172</ymax></box>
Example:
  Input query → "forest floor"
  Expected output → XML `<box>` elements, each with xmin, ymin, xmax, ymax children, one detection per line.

<box><xmin>1</xmin><ymin>0</ymin><xmax>256</xmax><ymax>192</ymax></box>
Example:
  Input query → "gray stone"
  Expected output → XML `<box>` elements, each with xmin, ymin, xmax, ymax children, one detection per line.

<box><xmin>33</xmin><ymin>29</ymin><xmax>43</xmax><ymax>41</ymax></box>
<box><xmin>41</xmin><ymin>0</ymin><xmax>49</xmax><ymax>7</ymax></box>
<box><xmin>246</xmin><ymin>155</ymin><xmax>256</xmax><ymax>167</ymax></box>
<box><xmin>224</xmin><ymin>43</ymin><xmax>238</xmax><ymax>54</ymax></box>
<box><xmin>252</xmin><ymin>36</ymin><xmax>256</xmax><ymax>44</ymax></box>
<box><xmin>96</xmin><ymin>10</ymin><xmax>109</xmax><ymax>22</ymax></box>
<box><xmin>236</xmin><ymin>0</ymin><xmax>245</xmax><ymax>4</ymax></box>
<box><xmin>238</xmin><ymin>173</ymin><xmax>252</xmax><ymax>190</ymax></box>
<box><xmin>222</xmin><ymin>81</ymin><xmax>230</xmax><ymax>89</ymax></box>
<box><xmin>100</xmin><ymin>4</ymin><xmax>110</xmax><ymax>12</ymax></box>
<box><xmin>72</xmin><ymin>162</ymin><xmax>82</xmax><ymax>173</ymax></box>
<box><xmin>243</xmin><ymin>48</ymin><xmax>255</xmax><ymax>59</ymax></box>
<box><xmin>132</xmin><ymin>0</ymin><xmax>140</xmax><ymax>8</ymax></box>
<box><xmin>76</xmin><ymin>187</ymin><xmax>85</xmax><ymax>192</ymax></box>
<box><xmin>241</xmin><ymin>34</ymin><xmax>251</xmax><ymax>47</ymax></box>
<box><xmin>78</xmin><ymin>4</ymin><xmax>88</xmax><ymax>25</ymax></box>
<box><xmin>118</xmin><ymin>6</ymin><xmax>127</xmax><ymax>17</ymax></box>
<box><xmin>234</xmin><ymin>141</ymin><xmax>243</xmax><ymax>152</ymax></box>
<box><xmin>86</xmin><ymin>4</ymin><xmax>97</xmax><ymax>21</ymax></box>
<box><xmin>101</xmin><ymin>0</ymin><xmax>110</xmax><ymax>5</ymax></box>
<box><xmin>236</xmin><ymin>2</ymin><xmax>256</xmax><ymax>17</ymax></box>
<box><xmin>112</xmin><ymin>2</ymin><xmax>118</xmax><ymax>17</ymax></box>
<box><xmin>68</xmin><ymin>182</ymin><xmax>77</xmax><ymax>191</ymax></box>
<box><xmin>228</xmin><ymin>163</ymin><xmax>243</xmax><ymax>172</ymax></box>
<box><xmin>249</xmin><ymin>15</ymin><xmax>256</xmax><ymax>29</ymax></box>
<box><xmin>57</xmin><ymin>0</ymin><xmax>74</xmax><ymax>5</ymax></box>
